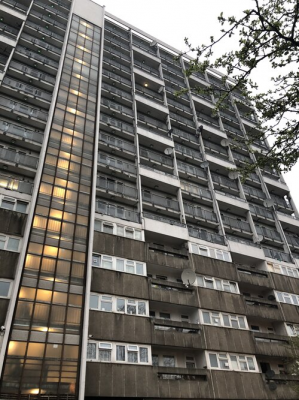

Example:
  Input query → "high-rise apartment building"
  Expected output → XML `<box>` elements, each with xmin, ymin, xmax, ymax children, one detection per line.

<box><xmin>0</xmin><ymin>0</ymin><xmax>298</xmax><ymax>398</ymax></box>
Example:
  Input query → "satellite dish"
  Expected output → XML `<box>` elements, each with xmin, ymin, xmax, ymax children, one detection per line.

<box><xmin>181</xmin><ymin>269</ymin><xmax>196</xmax><ymax>287</ymax></box>
<box><xmin>228</xmin><ymin>171</ymin><xmax>239</xmax><ymax>180</ymax></box>
<box><xmin>265</xmin><ymin>369</ymin><xmax>275</xmax><ymax>379</ymax></box>
<box><xmin>220</xmin><ymin>139</ymin><xmax>230</xmax><ymax>147</ymax></box>
<box><xmin>263</xmin><ymin>198</ymin><xmax>275</xmax><ymax>208</ymax></box>
<box><xmin>164</xmin><ymin>148</ymin><xmax>173</xmax><ymax>156</ymax></box>
<box><xmin>150</xmin><ymin>40</ymin><xmax>157</xmax><ymax>47</ymax></box>
<box><xmin>268</xmin><ymin>382</ymin><xmax>277</xmax><ymax>391</ymax></box>
<box><xmin>158</xmin><ymin>86</ymin><xmax>164</xmax><ymax>93</ymax></box>
<box><xmin>200</xmin><ymin>161</ymin><xmax>209</xmax><ymax>169</ymax></box>
<box><xmin>268</xmin><ymin>295</ymin><xmax>276</xmax><ymax>301</ymax></box>
<box><xmin>253</xmin><ymin>234</ymin><xmax>264</xmax><ymax>244</ymax></box>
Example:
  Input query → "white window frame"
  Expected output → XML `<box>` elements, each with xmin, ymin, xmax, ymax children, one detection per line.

<box><xmin>285</xmin><ymin>323</ymin><xmax>299</xmax><ymax>337</ymax></box>
<box><xmin>200</xmin><ymin>310</ymin><xmax>248</xmax><ymax>330</ymax></box>
<box><xmin>92</xmin><ymin>253</ymin><xmax>147</xmax><ymax>277</ymax></box>
<box><xmin>94</xmin><ymin>219</ymin><xmax>143</xmax><ymax>241</ymax></box>
<box><xmin>268</xmin><ymin>262</ymin><xmax>299</xmax><ymax>279</ymax></box>
<box><xmin>87</xmin><ymin>341</ymin><xmax>151</xmax><ymax>365</ymax></box>
<box><xmin>0</xmin><ymin>279</ymin><xmax>13</xmax><ymax>299</ymax></box>
<box><xmin>189</xmin><ymin>242</ymin><xmax>231</xmax><ymax>262</ymax></box>
<box><xmin>0</xmin><ymin>234</ymin><xmax>21</xmax><ymax>252</ymax></box>
<box><xmin>197</xmin><ymin>274</ymin><xmax>239</xmax><ymax>294</ymax></box>
<box><xmin>89</xmin><ymin>293</ymin><xmax>148</xmax><ymax>317</ymax></box>
<box><xmin>0</xmin><ymin>195</ymin><xmax>28</xmax><ymax>214</ymax></box>
<box><xmin>275</xmin><ymin>290</ymin><xmax>299</xmax><ymax>306</ymax></box>
<box><xmin>207</xmin><ymin>351</ymin><xmax>258</xmax><ymax>372</ymax></box>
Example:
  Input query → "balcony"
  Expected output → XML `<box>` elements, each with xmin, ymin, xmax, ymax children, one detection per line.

<box><xmin>142</xmin><ymin>191</ymin><xmax>180</xmax><ymax>212</ymax></box>
<box><xmin>0</xmin><ymin>147</ymin><xmax>38</xmax><ymax>170</ymax></box>
<box><xmin>100</xmin><ymin>114</ymin><xmax>134</xmax><ymax>136</ymax></box>
<box><xmin>135</xmin><ymin>83</ymin><xmax>164</xmax><ymax>104</ymax></box>
<box><xmin>184</xmin><ymin>203</ymin><xmax>218</xmax><ymax>226</ymax></box>
<box><xmin>34</xmin><ymin>0</ymin><xmax>69</xmax><ymax>20</ymax></box>
<box><xmin>253</xmin><ymin>332</ymin><xmax>291</xmax><ymax>358</ymax></box>
<box><xmin>9</xmin><ymin>60</ymin><xmax>56</xmax><ymax>86</ymax></box>
<box><xmin>175</xmin><ymin>143</ymin><xmax>202</xmax><ymax>161</ymax></box>
<box><xmin>96</xmin><ymin>200</ymin><xmax>139</xmax><ymax>223</ymax></box>
<box><xmin>104</xmin><ymin>35</ymin><xmax>130</xmax><ymax>53</ymax></box>
<box><xmin>285</xmin><ymin>233</ymin><xmax>299</xmax><ymax>250</ymax></box>
<box><xmin>211</xmin><ymin>173</ymin><xmax>239</xmax><ymax>193</ymax></box>
<box><xmin>98</xmin><ymin>152</ymin><xmax>136</xmax><ymax>176</ymax></box>
<box><xmin>232</xmin><ymin>151</ymin><xmax>253</xmax><ymax>165</ymax></box>
<box><xmin>170</xmin><ymin>112</ymin><xmax>195</xmax><ymax>130</ymax></box>
<box><xmin>140</xmin><ymin>147</ymin><xmax>173</xmax><ymax>170</ymax></box>
<box><xmin>244</xmin><ymin>296</ymin><xmax>282</xmax><ymax>321</ymax></box>
<box><xmin>25</xmin><ymin>20</ymin><xmax>64</xmax><ymax>43</ymax></box>
<box><xmin>20</xmin><ymin>32</ymin><xmax>61</xmax><ymax>56</ymax></box>
<box><xmin>103</xmin><ymin>56</ymin><xmax>131</xmax><ymax>75</ymax></box>
<box><xmin>172</xmin><ymin>128</ymin><xmax>198</xmax><ymax>145</ymax></box>
<box><xmin>219</xmin><ymin>110</ymin><xmax>239</xmax><ymax>127</ymax></box>
<box><xmin>0</xmin><ymin>95</ymin><xmax>48</xmax><ymax>123</ymax></box>
<box><xmin>132</xmin><ymin>37</ymin><xmax>157</xmax><ymax>56</ymax></box>
<box><xmin>0</xmin><ymin>119</ymin><xmax>43</xmax><ymax>145</ymax></box>
<box><xmin>223</xmin><ymin>122</ymin><xmax>244</xmax><ymax>137</ymax></box>
<box><xmin>163</xmin><ymin>73</ymin><xmax>186</xmax><ymax>89</ymax></box>
<box><xmin>105</xmin><ymin>23</ymin><xmax>130</xmax><ymax>41</ymax></box>
<box><xmin>134</xmin><ymin>59</ymin><xmax>160</xmax><ymax>77</ymax></box>
<box><xmin>271</xmin><ymin>193</ymin><xmax>293</xmax><ymax>213</ymax></box>
<box><xmin>249</xmin><ymin>203</ymin><xmax>275</xmax><ymax>221</ymax></box>
<box><xmin>256</xmin><ymin>225</ymin><xmax>283</xmax><ymax>245</ymax></box>
<box><xmin>103</xmin><ymin>44</ymin><xmax>131</xmax><ymax>63</ymax></box>
<box><xmin>102</xmin><ymin>83</ymin><xmax>132</xmax><ymax>104</ymax></box>
<box><xmin>102</xmin><ymin>69</ymin><xmax>132</xmax><ymax>88</ymax></box>
<box><xmin>99</xmin><ymin>132</ymin><xmax>135</xmax><ymax>155</ymax></box>
<box><xmin>150</xmin><ymin>278</ymin><xmax>197</xmax><ymax>306</ymax></box>
<box><xmin>15</xmin><ymin>45</ymin><xmax>59</xmax><ymax>70</ymax></box>
<box><xmin>2</xmin><ymin>76</ymin><xmax>52</xmax><ymax>104</ymax></box>
<box><xmin>203</xmin><ymin>139</ymin><xmax>229</xmax><ymax>160</ymax></box>
<box><xmin>168</xmin><ymin>98</ymin><xmax>192</xmax><ymax>115</ymax></box>
<box><xmin>162</xmin><ymin>62</ymin><xmax>184</xmax><ymax>77</ymax></box>
<box><xmin>243</xmin><ymin>185</ymin><xmax>266</xmax><ymax>202</ymax></box>
<box><xmin>222</xmin><ymin>215</ymin><xmax>252</xmax><ymax>234</ymax></box>
<box><xmin>181</xmin><ymin>181</ymin><xmax>212</xmax><ymax>202</ymax></box>
<box><xmin>29</xmin><ymin>8</ymin><xmax>68</xmax><ymax>32</ymax></box>
<box><xmin>197</xmin><ymin>111</ymin><xmax>219</xmax><ymax>128</ymax></box>
<box><xmin>237</xmin><ymin>266</ymin><xmax>273</xmax><ymax>289</ymax></box>
<box><xmin>97</xmin><ymin>176</ymin><xmax>138</xmax><ymax>202</ymax></box>
<box><xmin>263</xmin><ymin>247</ymin><xmax>292</xmax><ymax>263</ymax></box>
<box><xmin>0</xmin><ymin>173</ymin><xmax>33</xmax><ymax>194</ymax></box>
<box><xmin>227</xmin><ymin>235</ymin><xmax>259</xmax><ymax>249</ymax></box>
<box><xmin>101</xmin><ymin>98</ymin><xmax>134</xmax><ymax>119</ymax></box>
<box><xmin>177</xmin><ymin>161</ymin><xmax>207</xmax><ymax>182</ymax></box>
<box><xmin>144</xmin><ymin>211</ymin><xmax>184</xmax><ymax>227</ymax></box>
<box><xmin>188</xmin><ymin>225</ymin><xmax>225</xmax><ymax>245</ymax></box>
<box><xmin>137</xmin><ymin>113</ymin><xmax>168</xmax><ymax>134</ymax></box>
<box><xmin>0</xmin><ymin>0</ymin><xmax>29</xmax><ymax>13</ymax></box>
<box><xmin>165</xmin><ymin>85</ymin><xmax>189</xmax><ymax>101</ymax></box>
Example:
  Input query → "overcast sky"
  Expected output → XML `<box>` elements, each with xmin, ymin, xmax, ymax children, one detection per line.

<box><xmin>95</xmin><ymin>0</ymin><xmax>299</xmax><ymax>209</ymax></box>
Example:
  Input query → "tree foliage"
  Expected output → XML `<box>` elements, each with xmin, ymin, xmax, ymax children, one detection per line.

<box><xmin>180</xmin><ymin>0</ymin><xmax>299</xmax><ymax>175</ymax></box>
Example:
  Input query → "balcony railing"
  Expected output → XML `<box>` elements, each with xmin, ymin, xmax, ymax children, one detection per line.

<box><xmin>223</xmin><ymin>122</ymin><xmax>244</xmax><ymax>137</ymax></box>
<box><xmin>249</xmin><ymin>204</ymin><xmax>274</xmax><ymax>220</ymax></box>
<box><xmin>101</xmin><ymin>98</ymin><xmax>133</xmax><ymax>117</ymax></box>
<box><xmin>181</xmin><ymin>182</ymin><xmax>212</xmax><ymax>200</ymax></box>
<box><xmin>188</xmin><ymin>226</ymin><xmax>225</xmax><ymax>245</ymax></box>
<box><xmin>285</xmin><ymin>234</ymin><xmax>299</xmax><ymax>248</ymax></box>
<box><xmin>211</xmin><ymin>173</ymin><xmax>238</xmax><ymax>190</ymax></box>
<box><xmin>137</xmin><ymin>113</ymin><xmax>168</xmax><ymax>132</ymax></box>
<box><xmin>243</xmin><ymin>185</ymin><xmax>266</xmax><ymax>199</ymax></box>
<box><xmin>96</xmin><ymin>201</ymin><xmax>140</xmax><ymax>223</ymax></box>
<box><xmin>163</xmin><ymin>74</ymin><xmax>186</xmax><ymax>88</ymax></box>
<box><xmin>175</xmin><ymin>143</ymin><xmax>202</xmax><ymax>160</ymax></box>
<box><xmin>10</xmin><ymin>60</ymin><xmax>56</xmax><ymax>85</ymax></box>
<box><xmin>219</xmin><ymin>111</ymin><xmax>239</xmax><ymax>125</ymax></box>
<box><xmin>0</xmin><ymin>148</ymin><xmax>38</xmax><ymax>169</ymax></box>
<box><xmin>140</xmin><ymin>147</ymin><xmax>173</xmax><ymax>167</ymax></box>
<box><xmin>101</xmin><ymin>82</ymin><xmax>132</xmax><ymax>101</ymax></box>
<box><xmin>98</xmin><ymin>153</ymin><xmax>136</xmax><ymax>175</ymax></box>
<box><xmin>271</xmin><ymin>194</ymin><xmax>292</xmax><ymax>209</ymax></box>
<box><xmin>21</xmin><ymin>33</ymin><xmax>61</xmax><ymax>55</ymax></box>
<box><xmin>134</xmin><ymin>60</ymin><xmax>160</xmax><ymax>77</ymax></box>
<box><xmin>100</xmin><ymin>114</ymin><xmax>134</xmax><ymax>134</ymax></box>
<box><xmin>140</xmin><ymin>164</ymin><xmax>177</xmax><ymax>179</ymax></box>
<box><xmin>167</xmin><ymin>99</ymin><xmax>192</xmax><ymax>114</ymax></box>
<box><xmin>191</xmin><ymin>90</ymin><xmax>213</xmax><ymax>103</ymax></box>
<box><xmin>0</xmin><ymin>173</ymin><xmax>33</xmax><ymax>194</ymax></box>
<box><xmin>0</xmin><ymin>0</ymin><xmax>28</xmax><ymax>13</ymax></box>
<box><xmin>3</xmin><ymin>77</ymin><xmax>52</xmax><ymax>103</ymax></box>
<box><xmin>256</xmin><ymin>226</ymin><xmax>282</xmax><ymax>242</ymax></box>
<box><xmin>30</xmin><ymin>9</ymin><xmax>67</xmax><ymax>31</ymax></box>
<box><xmin>143</xmin><ymin>211</ymin><xmax>185</xmax><ymax>227</ymax></box>
<box><xmin>165</xmin><ymin>85</ymin><xmax>189</xmax><ymax>100</ymax></box>
<box><xmin>97</xmin><ymin>176</ymin><xmax>137</xmax><ymax>199</ymax></box>
<box><xmin>227</xmin><ymin>235</ymin><xmax>259</xmax><ymax>248</ymax></box>
<box><xmin>222</xmin><ymin>215</ymin><xmax>251</xmax><ymax>232</ymax></box>
<box><xmin>135</xmin><ymin>83</ymin><xmax>164</xmax><ymax>104</ymax></box>
<box><xmin>132</xmin><ymin>39</ymin><xmax>157</xmax><ymax>55</ymax></box>
<box><xmin>197</xmin><ymin>112</ymin><xmax>219</xmax><ymax>127</ymax></box>
<box><xmin>99</xmin><ymin>132</ymin><xmax>135</xmax><ymax>154</ymax></box>
<box><xmin>104</xmin><ymin>36</ymin><xmax>130</xmax><ymax>52</ymax></box>
<box><xmin>232</xmin><ymin>91</ymin><xmax>252</xmax><ymax>106</ymax></box>
<box><xmin>177</xmin><ymin>161</ymin><xmax>207</xmax><ymax>179</ymax></box>
<box><xmin>184</xmin><ymin>203</ymin><xmax>217</xmax><ymax>222</ymax></box>
<box><xmin>16</xmin><ymin>45</ymin><xmax>59</xmax><ymax>69</ymax></box>
<box><xmin>232</xmin><ymin>151</ymin><xmax>253</xmax><ymax>164</ymax></box>
<box><xmin>170</xmin><ymin>112</ymin><xmax>194</xmax><ymax>127</ymax></box>
<box><xmin>172</xmin><ymin>128</ymin><xmax>197</xmax><ymax>142</ymax></box>
<box><xmin>0</xmin><ymin>119</ymin><xmax>43</xmax><ymax>144</ymax></box>
<box><xmin>142</xmin><ymin>191</ymin><xmax>180</xmax><ymax>211</ymax></box>
<box><xmin>263</xmin><ymin>247</ymin><xmax>292</xmax><ymax>263</ymax></box>
<box><xmin>25</xmin><ymin>20</ymin><xmax>64</xmax><ymax>42</ymax></box>
<box><xmin>190</xmin><ymin>71</ymin><xmax>206</xmax><ymax>81</ymax></box>
<box><xmin>103</xmin><ymin>45</ymin><xmax>130</xmax><ymax>62</ymax></box>
<box><xmin>103</xmin><ymin>56</ymin><xmax>131</xmax><ymax>74</ymax></box>
<box><xmin>246</xmin><ymin>172</ymin><xmax>260</xmax><ymax>183</ymax></box>
<box><xmin>0</xmin><ymin>95</ymin><xmax>48</xmax><ymax>122</ymax></box>
<box><xmin>34</xmin><ymin>0</ymin><xmax>69</xmax><ymax>19</ymax></box>
<box><xmin>238</xmin><ymin>110</ymin><xmax>257</xmax><ymax>123</ymax></box>
<box><xmin>0</xmin><ymin>22</ymin><xmax>19</xmax><ymax>39</ymax></box>
<box><xmin>102</xmin><ymin>69</ymin><xmax>131</xmax><ymax>86</ymax></box>
<box><xmin>203</xmin><ymin>140</ymin><xmax>228</xmax><ymax>158</ymax></box>
<box><xmin>162</xmin><ymin>63</ymin><xmax>184</xmax><ymax>77</ymax></box>
<box><xmin>105</xmin><ymin>24</ymin><xmax>129</xmax><ymax>41</ymax></box>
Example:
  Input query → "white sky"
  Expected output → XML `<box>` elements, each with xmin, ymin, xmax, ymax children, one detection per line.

<box><xmin>95</xmin><ymin>0</ymin><xmax>299</xmax><ymax>209</ymax></box>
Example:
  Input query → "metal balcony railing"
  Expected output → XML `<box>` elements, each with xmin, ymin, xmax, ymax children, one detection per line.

<box><xmin>0</xmin><ymin>55</ymin><xmax>7</xmax><ymax>72</ymax></box>
<box><xmin>0</xmin><ymin>22</ymin><xmax>19</xmax><ymax>39</ymax></box>
<box><xmin>170</xmin><ymin>112</ymin><xmax>194</xmax><ymax>127</ymax></box>
<box><xmin>137</xmin><ymin>113</ymin><xmax>168</xmax><ymax>131</ymax></box>
<box><xmin>34</xmin><ymin>0</ymin><xmax>69</xmax><ymax>19</ymax></box>
<box><xmin>16</xmin><ymin>45</ymin><xmax>59</xmax><ymax>69</ymax></box>
<box><xmin>203</xmin><ymin>139</ymin><xmax>228</xmax><ymax>158</ymax></box>
<box><xmin>135</xmin><ymin>84</ymin><xmax>164</xmax><ymax>104</ymax></box>
<box><xmin>134</xmin><ymin>60</ymin><xmax>160</xmax><ymax>77</ymax></box>
<box><xmin>0</xmin><ymin>95</ymin><xmax>48</xmax><ymax>122</ymax></box>
<box><xmin>172</xmin><ymin>128</ymin><xmax>197</xmax><ymax>142</ymax></box>
<box><xmin>222</xmin><ymin>215</ymin><xmax>251</xmax><ymax>232</ymax></box>
<box><xmin>271</xmin><ymin>194</ymin><xmax>292</xmax><ymax>209</ymax></box>
<box><xmin>3</xmin><ymin>77</ymin><xmax>52</xmax><ymax>103</ymax></box>
<box><xmin>101</xmin><ymin>83</ymin><xmax>132</xmax><ymax>101</ymax></box>
<box><xmin>0</xmin><ymin>0</ymin><xmax>28</xmax><ymax>12</ymax></box>
<box><xmin>233</xmin><ymin>91</ymin><xmax>252</xmax><ymax>106</ymax></box>
<box><xmin>0</xmin><ymin>119</ymin><xmax>43</xmax><ymax>144</ymax></box>
<box><xmin>140</xmin><ymin>164</ymin><xmax>177</xmax><ymax>179</ymax></box>
<box><xmin>191</xmin><ymin>89</ymin><xmax>213</xmax><ymax>103</ymax></box>
<box><xmin>142</xmin><ymin>191</ymin><xmax>179</xmax><ymax>211</ymax></box>
<box><xmin>144</xmin><ymin>211</ymin><xmax>185</xmax><ymax>227</ymax></box>
<box><xmin>97</xmin><ymin>176</ymin><xmax>137</xmax><ymax>199</ymax></box>
<box><xmin>188</xmin><ymin>226</ymin><xmax>225</xmax><ymax>245</ymax></box>
<box><xmin>140</xmin><ymin>147</ymin><xmax>173</xmax><ymax>167</ymax></box>
<box><xmin>181</xmin><ymin>182</ymin><xmax>212</xmax><ymax>200</ymax></box>
<box><xmin>246</xmin><ymin>172</ymin><xmax>260</xmax><ymax>183</ymax></box>
<box><xmin>167</xmin><ymin>99</ymin><xmax>192</xmax><ymax>114</ymax></box>
<box><xmin>10</xmin><ymin>60</ymin><xmax>56</xmax><ymax>85</ymax></box>
<box><xmin>177</xmin><ymin>161</ymin><xmax>207</xmax><ymax>179</ymax></box>
<box><xmin>100</xmin><ymin>114</ymin><xmax>134</xmax><ymax>134</ymax></box>
<box><xmin>215</xmin><ymin>190</ymin><xmax>244</xmax><ymax>202</ymax></box>
<box><xmin>98</xmin><ymin>153</ymin><xmax>136</xmax><ymax>175</ymax></box>
<box><xmin>227</xmin><ymin>235</ymin><xmax>259</xmax><ymax>248</ymax></box>
<box><xmin>25</xmin><ymin>20</ymin><xmax>64</xmax><ymax>42</ymax></box>
<box><xmin>184</xmin><ymin>203</ymin><xmax>218</xmax><ymax>222</ymax></box>
<box><xmin>232</xmin><ymin>151</ymin><xmax>253</xmax><ymax>164</ymax></box>
<box><xmin>96</xmin><ymin>201</ymin><xmax>140</xmax><ymax>223</ymax></box>
<box><xmin>102</xmin><ymin>69</ymin><xmax>131</xmax><ymax>86</ymax></box>
<box><xmin>285</xmin><ymin>234</ymin><xmax>299</xmax><ymax>248</ymax></box>
<box><xmin>263</xmin><ymin>247</ymin><xmax>292</xmax><ymax>263</ymax></box>
<box><xmin>21</xmin><ymin>33</ymin><xmax>61</xmax><ymax>55</ymax></box>
<box><xmin>208</xmin><ymin>76</ymin><xmax>226</xmax><ymax>88</ymax></box>
<box><xmin>243</xmin><ymin>185</ymin><xmax>266</xmax><ymax>199</ymax></box>
<box><xmin>223</xmin><ymin>122</ymin><xmax>244</xmax><ymax>137</ymax></box>
<box><xmin>105</xmin><ymin>24</ymin><xmax>129</xmax><ymax>41</ymax></box>
<box><xmin>101</xmin><ymin>98</ymin><xmax>133</xmax><ymax>117</ymax></box>
<box><xmin>238</xmin><ymin>110</ymin><xmax>257</xmax><ymax>123</ymax></box>
<box><xmin>162</xmin><ymin>63</ymin><xmax>184</xmax><ymax>77</ymax></box>
<box><xmin>30</xmin><ymin>9</ymin><xmax>67</xmax><ymax>30</ymax></box>
<box><xmin>103</xmin><ymin>57</ymin><xmax>131</xmax><ymax>74</ymax></box>
<box><xmin>0</xmin><ymin>173</ymin><xmax>33</xmax><ymax>194</ymax></box>
<box><xmin>163</xmin><ymin>74</ymin><xmax>186</xmax><ymax>88</ymax></box>
<box><xmin>220</xmin><ymin>110</ymin><xmax>239</xmax><ymax>125</ymax></box>
<box><xmin>190</xmin><ymin>71</ymin><xmax>206</xmax><ymax>81</ymax></box>
<box><xmin>249</xmin><ymin>204</ymin><xmax>274</xmax><ymax>220</ymax></box>
<box><xmin>165</xmin><ymin>85</ymin><xmax>189</xmax><ymax>100</ymax></box>
<box><xmin>256</xmin><ymin>226</ymin><xmax>282</xmax><ymax>242</ymax></box>
<box><xmin>0</xmin><ymin>147</ymin><xmax>39</xmax><ymax>169</ymax></box>
<box><xmin>103</xmin><ymin>45</ymin><xmax>131</xmax><ymax>62</ymax></box>
<box><xmin>160</xmin><ymin>51</ymin><xmax>178</xmax><ymax>63</ymax></box>
<box><xmin>197</xmin><ymin>112</ymin><xmax>219</xmax><ymax>127</ymax></box>
<box><xmin>104</xmin><ymin>35</ymin><xmax>130</xmax><ymax>52</ymax></box>
<box><xmin>99</xmin><ymin>132</ymin><xmax>135</xmax><ymax>154</ymax></box>
<box><xmin>132</xmin><ymin>39</ymin><xmax>157</xmax><ymax>55</ymax></box>
<box><xmin>211</xmin><ymin>173</ymin><xmax>238</xmax><ymax>190</ymax></box>
<box><xmin>175</xmin><ymin>143</ymin><xmax>202</xmax><ymax>160</ymax></box>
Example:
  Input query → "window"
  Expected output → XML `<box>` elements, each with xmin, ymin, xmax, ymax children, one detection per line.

<box><xmin>94</xmin><ymin>220</ymin><xmax>143</xmax><ymax>241</ymax></box>
<box><xmin>275</xmin><ymin>290</ymin><xmax>299</xmax><ymax>306</ymax></box>
<box><xmin>92</xmin><ymin>254</ymin><xmax>146</xmax><ymax>277</ymax></box>
<box><xmin>0</xmin><ymin>196</ymin><xmax>28</xmax><ymax>213</ymax></box>
<box><xmin>208</xmin><ymin>352</ymin><xmax>257</xmax><ymax>372</ymax></box>
<box><xmin>0</xmin><ymin>235</ymin><xmax>20</xmax><ymax>252</ymax></box>
<box><xmin>186</xmin><ymin>356</ymin><xmax>196</xmax><ymax>368</ymax></box>
<box><xmin>152</xmin><ymin>354</ymin><xmax>159</xmax><ymax>366</ymax></box>
<box><xmin>286</xmin><ymin>323</ymin><xmax>299</xmax><ymax>336</ymax></box>
<box><xmin>268</xmin><ymin>262</ymin><xmax>299</xmax><ymax>279</ymax></box>
<box><xmin>163</xmin><ymin>356</ymin><xmax>175</xmax><ymax>367</ymax></box>
<box><xmin>87</xmin><ymin>342</ymin><xmax>150</xmax><ymax>365</ymax></box>
<box><xmin>89</xmin><ymin>294</ymin><xmax>148</xmax><ymax>317</ymax></box>
<box><xmin>160</xmin><ymin>312</ymin><xmax>171</xmax><ymax>320</ymax></box>
<box><xmin>197</xmin><ymin>275</ymin><xmax>239</xmax><ymax>294</ymax></box>
<box><xmin>190</xmin><ymin>242</ymin><xmax>231</xmax><ymax>262</ymax></box>
<box><xmin>0</xmin><ymin>280</ymin><xmax>11</xmax><ymax>298</ymax></box>
<box><xmin>201</xmin><ymin>310</ymin><xmax>247</xmax><ymax>329</ymax></box>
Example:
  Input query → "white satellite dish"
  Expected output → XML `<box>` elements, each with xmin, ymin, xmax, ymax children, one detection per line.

<box><xmin>200</xmin><ymin>161</ymin><xmax>209</xmax><ymax>169</ymax></box>
<box><xmin>158</xmin><ymin>86</ymin><xmax>164</xmax><ymax>93</ymax></box>
<box><xmin>263</xmin><ymin>198</ymin><xmax>275</xmax><ymax>208</ymax></box>
<box><xmin>253</xmin><ymin>234</ymin><xmax>264</xmax><ymax>244</ymax></box>
<box><xmin>181</xmin><ymin>269</ymin><xmax>196</xmax><ymax>287</ymax></box>
<box><xmin>220</xmin><ymin>139</ymin><xmax>230</xmax><ymax>147</ymax></box>
<box><xmin>164</xmin><ymin>147</ymin><xmax>173</xmax><ymax>156</ymax></box>
<box><xmin>228</xmin><ymin>171</ymin><xmax>239</xmax><ymax>180</ymax></box>
<box><xmin>150</xmin><ymin>40</ymin><xmax>157</xmax><ymax>47</ymax></box>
